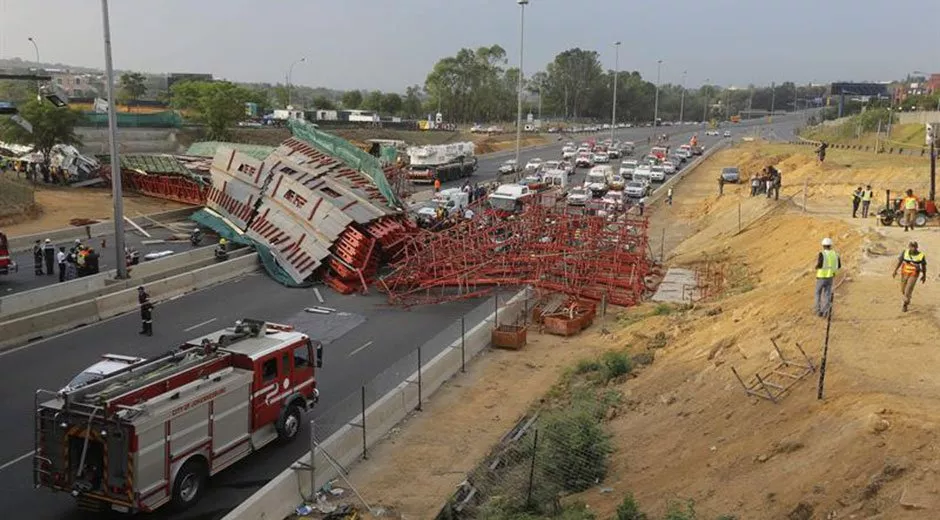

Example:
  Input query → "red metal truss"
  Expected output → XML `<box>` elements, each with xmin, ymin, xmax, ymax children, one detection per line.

<box><xmin>378</xmin><ymin>202</ymin><xmax>654</xmax><ymax>308</ymax></box>
<box><xmin>101</xmin><ymin>167</ymin><xmax>208</xmax><ymax>206</ymax></box>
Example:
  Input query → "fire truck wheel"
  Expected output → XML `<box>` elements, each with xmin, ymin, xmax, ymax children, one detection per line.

<box><xmin>172</xmin><ymin>459</ymin><xmax>207</xmax><ymax>509</ymax></box>
<box><xmin>276</xmin><ymin>405</ymin><xmax>301</xmax><ymax>442</ymax></box>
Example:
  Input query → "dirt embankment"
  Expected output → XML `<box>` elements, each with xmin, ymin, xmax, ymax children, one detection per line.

<box><xmin>1</xmin><ymin>186</ymin><xmax>191</xmax><ymax>236</ymax></box>
<box><xmin>336</xmin><ymin>142</ymin><xmax>940</xmax><ymax>519</ymax></box>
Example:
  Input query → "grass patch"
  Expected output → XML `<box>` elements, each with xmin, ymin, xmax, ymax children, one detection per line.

<box><xmin>652</xmin><ymin>304</ymin><xmax>674</xmax><ymax>316</ymax></box>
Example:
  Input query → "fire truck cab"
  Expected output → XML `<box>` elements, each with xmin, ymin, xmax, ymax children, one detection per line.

<box><xmin>34</xmin><ymin>318</ymin><xmax>323</xmax><ymax>514</ymax></box>
<box><xmin>0</xmin><ymin>231</ymin><xmax>16</xmax><ymax>275</ymax></box>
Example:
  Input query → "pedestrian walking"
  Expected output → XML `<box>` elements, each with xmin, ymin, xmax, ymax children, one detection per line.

<box><xmin>814</xmin><ymin>237</ymin><xmax>840</xmax><ymax>317</ymax></box>
<box><xmin>42</xmin><ymin>239</ymin><xmax>55</xmax><ymax>275</ymax></box>
<box><xmin>638</xmin><ymin>197</ymin><xmax>646</xmax><ymax>216</ymax></box>
<box><xmin>138</xmin><ymin>286</ymin><xmax>153</xmax><ymax>336</ymax></box>
<box><xmin>861</xmin><ymin>185</ymin><xmax>873</xmax><ymax>218</ymax></box>
<box><xmin>718</xmin><ymin>176</ymin><xmax>725</xmax><ymax>196</ymax></box>
<box><xmin>902</xmin><ymin>189</ymin><xmax>918</xmax><ymax>231</ymax></box>
<box><xmin>666</xmin><ymin>187</ymin><xmax>673</xmax><ymax>205</ymax></box>
<box><xmin>892</xmin><ymin>241</ymin><xmax>926</xmax><ymax>312</ymax></box>
<box><xmin>773</xmin><ymin>170</ymin><xmax>781</xmax><ymax>201</ymax></box>
<box><xmin>434</xmin><ymin>177</ymin><xmax>441</xmax><ymax>192</ymax></box>
<box><xmin>32</xmin><ymin>240</ymin><xmax>44</xmax><ymax>276</ymax></box>
<box><xmin>851</xmin><ymin>186</ymin><xmax>863</xmax><ymax>218</ymax></box>
<box><xmin>56</xmin><ymin>247</ymin><xmax>66</xmax><ymax>282</ymax></box>
<box><xmin>750</xmin><ymin>177</ymin><xmax>760</xmax><ymax>197</ymax></box>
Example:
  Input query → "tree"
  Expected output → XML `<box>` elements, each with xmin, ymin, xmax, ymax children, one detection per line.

<box><xmin>119</xmin><ymin>72</ymin><xmax>147</xmax><ymax>107</ymax></box>
<box><xmin>361</xmin><ymin>90</ymin><xmax>384</xmax><ymax>112</ymax></box>
<box><xmin>401</xmin><ymin>85</ymin><xmax>423</xmax><ymax>118</ymax></box>
<box><xmin>311</xmin><ymin>95</ymin><xmax>335</xmax><ymax>110</ymax></box>
<box><xmin>342</xmin><ymin>90</ymin><xmax>363</xmax><ymax>109</ymax></box>
<box><xmin>0</xmin><ymin>99</ymin><xmax>81</xmax><ymax>167</ymax></box>
<box><xmin>169</xmin><ymin>80</ymin><xmax>258</xmax><ymax>139</ymax></box>
<box><xmin>0</xmin><ymin>80</ymin><xmax>35</xmax><ymax>105</ymax></box>
<box><xmin>381</xmin><ymin>93</ymin><xmax>402</xmax><ymax>115</ymax></box>
<box><xmin>424</xmin><ymin>45</ymin><xmax>517</xmax><ymax>123</ymax></box>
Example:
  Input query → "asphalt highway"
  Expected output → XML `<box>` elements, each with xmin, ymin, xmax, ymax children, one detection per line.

<box><xmin>0</xmin><ymin>114</ymin><xmax>805</xmax><ymax>519</ymax></box>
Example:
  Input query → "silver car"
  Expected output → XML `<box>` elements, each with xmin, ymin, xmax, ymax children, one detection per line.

<box><xmin>566</xmin><ymin>187</ymin><xmax>589</xmax><ymax>206</ymax></box>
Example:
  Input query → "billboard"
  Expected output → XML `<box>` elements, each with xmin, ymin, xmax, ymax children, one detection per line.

<box><xmin>829</xmin><ymin>82</ymin><xmax>889</xmax><ymax>98</ymax></box>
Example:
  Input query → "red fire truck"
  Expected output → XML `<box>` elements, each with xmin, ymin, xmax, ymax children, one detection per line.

<box><xmin>33</xmin><ymin>318</ymin><xmax>323</xmax><ymax>514</ymax></box>
<box><xmin>0</xmin><ymin>231</ymin><xmax>16</xmax><ymax>275</ymax></box>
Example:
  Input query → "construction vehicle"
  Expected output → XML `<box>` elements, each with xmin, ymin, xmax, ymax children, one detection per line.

<box><xmin>33</xmin><ymin>318</ymin><xmax>323</xmax><ymax>514</ymax></box>
<box><xmin>877</xmin><ymin>189</ymin><xmax>938</xmax><ymax>228</ymax></box>
<box><xmin>406</xmin><ymin>142</ymin><xmax>477</xmax><ymax>184</ymax></box>
<box><xmin>0</xmin><ymin>231</ymin><xmax>15</xmax><ymax>275</ymax></box>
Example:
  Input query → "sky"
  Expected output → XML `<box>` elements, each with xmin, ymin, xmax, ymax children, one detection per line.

<box><xmin>0</xmin><ymin>0</ymin><xmax>938</xmax><ymax>93</ymax></box>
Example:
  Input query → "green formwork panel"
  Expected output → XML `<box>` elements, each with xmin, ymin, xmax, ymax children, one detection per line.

<box><xmin>79</xmin><ymin>111</ymin><xmax>183</xmax><ymax>128</ymax></box>
<box><xmin>185</xmin><ymin>141</ymin><xmax>275</xmax><ymax>161</ymax></box>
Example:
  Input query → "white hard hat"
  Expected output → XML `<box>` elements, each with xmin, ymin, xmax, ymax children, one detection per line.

<box><xmin>821</xmin><ymin>237</ymin><xmax>833</xmax><ymax>247</ymax></box>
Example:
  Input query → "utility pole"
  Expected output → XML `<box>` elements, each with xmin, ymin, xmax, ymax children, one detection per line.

<box><xmin>514</xmin><ymin>0</ymin><xmax>529</xmax><ymax>169</ymax></box>
<box><xmin>611</xmin><ymin>41</ymin><xmax>621</xmax><ymax>143</ymax></box>
<box><xmin>100</xmin><ymin>0</ymin><xmax>127</xmax><ymax>279</ymax></box>
<box><xmin>678</xmin><ymin>70</ymin><xmax>687</xmax><ymax>124</ymax></box>
<box><xmin>653</xmin><ymin>60</ymin><xmax>662</xmax><ymax>126</ymax></box>
<box><xmin>702</xmin><ymin>78</ymin><xmax>710</xmax><ymax>129</ymax></box>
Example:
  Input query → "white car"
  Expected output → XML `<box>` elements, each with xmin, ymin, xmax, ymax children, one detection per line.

<box><xmin>559</xmin><ymin>160</ymin><xmax>575</xmax><ymax>176</ymax></box>
<box><xmin>676</xmin><ymin>149</ymin><xmax>693</xmax><ymax>160</ymax></box>
<box><xmin>544</xmin><ymin>160</ymin><xmax>561</xmax><ymax>172</ymax></box>
<box><xmin>498</xmin><ymin>159</ymin><xmax>520</xmax><ymax>174</ymax></box>
<box><xmin>60</xmin><ymin>354</ymin><xmax>146</xmax><ymax>395</ymax></box>
<box><xmin>562</xmin><ymin>148</ymin><xmax>577</xmax><ymax>160</ymax></box>
<box><xmin>662</xmin><ymin>161</ymin><xmax>676</xmax><ymax>175</ymax></box>
<box><xmin>566</xmin><ymin>187</ymin><xmax>589</xmax><ymax>206</ymax></box>
<box><xmin>723</xmin><ymin>130</ymin><xmax>732</xmax><ymax>138</ymax></box>
<box><xmin>620</xmin><ymin>160</ymin><xmax>639</xmax><ymax>176</ymax></box>
<box><xmin>705</xmin><ymin>129</ymin><xmax>720</xmax><ymax>136</ymax></box>
<box><xmin>608</xmin><ymin>147</ymin><xmax>621</xmax><ymax>160</ymax></box>
<box><xmin>575</xmin><ymin>153</ymin><xmax>593</xmax><ymax>168</ymax></box>
<box><xmin>586</xmin><ymin>168</ymin><xmax>610</xmax><ymax>195</ymax></box>
<box><xmin>624</xmin><ymin>181</ymin><xmax>647</xmax><ymax>198</ymax></box>
<box><xmin>650</xmin><ymin>165</ymin><xmax>666</xmax><ymax>182</ymax></box>
<box><xmin>592</xmin><ymin>153</ymin><xmax>610</xmax><ymax>164</ymax></box>
<box><xmin>525</xmin><ymin>158</ymin><xmax>543</xmax><ymax>171</ymax></box>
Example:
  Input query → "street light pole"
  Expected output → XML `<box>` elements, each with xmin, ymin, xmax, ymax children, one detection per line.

<box><xmin>611</xmin><ymin>41</ymin><xmax>621</xmax><ymax>143</ymax></box>
<box><xmin>702</xmin><ymin>78</ymin><xmax>710</xmax><ymax>129</ymax></box>
<box><xmin>769</xmin><ymin>81</ymin><xmax>776</xmax><ymax>122</ymax></box>
<box><xmin>653</xmin><ymin>60</ymin><xmax>662</xmax><ymax>127</ymax></box>
<box><xmin>27</xmin><ymin>37</ymin><xmax>40</xmax><ymax>101</ymax></box>
<box><xmin>678</xmin><ymin>70</ymin><xmax>687</xmax><ymax>124</ymax></box>
<box><xmin>287</xmin><ymin>57</ymin><xmax>306</xmax><ymax>108</ymax></box>
<box><xmin>100</xmin><ymin>0</ymin><xmax>127</xmax><ymax>279</ymax></box>
<box><xmin>514</xmin><ymin>0</ymin><xmax>528</xmax><ymax>170</ymax></box>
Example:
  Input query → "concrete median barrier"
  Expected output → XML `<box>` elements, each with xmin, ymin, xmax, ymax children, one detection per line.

<box><xmin>0</xmin><ymin>253</ymin><xmax>260</xmax><ymax>352</ymax></box>
<box><xmin>222</xmin><ymin>288</ymin><xmax>529</xmax><ymax>520</ymax></box>
<box><xmin>0</xmin><ymin>246</ymin><xmax>235</xmax><ymax>321</ymax></box>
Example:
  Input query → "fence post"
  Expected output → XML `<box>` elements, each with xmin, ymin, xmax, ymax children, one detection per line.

<box><xmin>494</xmin><ymin>293</ymin><xmax>499</xmax><ymax>327</ymax></box>
<box><xmin>460</xmin><ymin>316</ymin><xmax>466</xmax><ymax>373</ymax></box>
<box><xmin>660</xmin><ymin>227</ymin><xmax>666</xmax><ymax>262</ymax></box>
<box><xmin>526</xmin><ymin>429</ymin><xmax>540</xmax><ymax>507</ymax></box>
<box><xmin>417</xmin><ymin>346</ymin><xmax>423</xmax><ymax>411</ymax></box>
<box><xmin>360</xmin><ymin>386</ymin><xmax>368</xmax><ymax>460</ymax></box>
<box><xmin>309</xmin><ymin>419</ymin><xmax>317</xmax><ymax>498</ymax></box>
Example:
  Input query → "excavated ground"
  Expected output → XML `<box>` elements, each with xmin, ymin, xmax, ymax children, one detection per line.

<box><xmin>313</xmin><ymin>142</ymin><xmax>940</xmax><ymax>519</ymax></box>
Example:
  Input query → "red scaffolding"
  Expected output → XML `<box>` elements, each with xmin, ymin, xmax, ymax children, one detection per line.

<box><xmin>378</xmin><ymin>200</ymin><xmax>655</xmax><ymax>308</ymax></box>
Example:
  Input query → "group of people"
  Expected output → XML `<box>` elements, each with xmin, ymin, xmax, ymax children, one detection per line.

<box><xmin>32</xmin><ymin>238</ymin><xmax>100</xmax><ymax>282</ymax></box>
<box><xmin>0</xmin><ymin>158</ymin><xmax>71</xmax><ymax>185</ymax></box>
<box><xmin>749</xmin><ymin>166</ymin><xmax>782</xmax><ymax>199</ymax></box>
<box><xmin>850</xmin><ymin>185</ymin><xmax>875</xmax><ymax>219</ymax></box>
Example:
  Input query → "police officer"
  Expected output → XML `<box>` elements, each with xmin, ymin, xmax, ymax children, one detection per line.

<box><xmin>138</xmin><ymin>286</ymin><xmax>153</xmax><ymax>336</ymax></box>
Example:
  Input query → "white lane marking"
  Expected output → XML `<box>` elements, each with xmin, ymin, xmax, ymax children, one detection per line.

<box><xmin>0</xmin><ymin>451</ymin><xmax>34</xmax><ymax>472</ymax></box>
<box><xmin>184</xmin><ymin>318</ymin><xmax>218</xmax><ymax>332</ymax></box>
<box><xmin>347</xmin><ymin>340</ymin><xmax>374</xmax><ymax>358</ymax></box>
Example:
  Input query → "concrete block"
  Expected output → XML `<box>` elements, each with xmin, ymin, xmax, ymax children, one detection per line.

<box><xmin>0</xmin><ymin>300</ymin><xmax>100</xmax><ymax>351</ymax></box>
<box><xmin>221</xmin><ymin>288</ymin><xmax>528</xmax><ymax>520</ymax></box>
<box><xmin>0</xmin><ymin>276</ymin><xmax>108</xmax><ymax>319</ymax></box>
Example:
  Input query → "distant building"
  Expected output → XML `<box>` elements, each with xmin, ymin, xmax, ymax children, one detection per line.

<box><xmin>50</xmin><ymin>71</ymin><xmax>105</xmax><ymax>98</ymax></box>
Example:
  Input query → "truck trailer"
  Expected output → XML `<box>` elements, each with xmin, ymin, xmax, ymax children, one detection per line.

<box><xmin>33</xmin><ymin>319</ymin><xmax>323</xmax><ymax>514</ymax></box>
<box><xmin>406</xmin><ymin>142</ymin><xmax>478</xmax><ymax>184</ymax></box>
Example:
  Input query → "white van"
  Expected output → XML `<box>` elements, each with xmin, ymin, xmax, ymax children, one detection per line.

<box><xmin>632</xmin><ymin>169</ymin><xmax>652</xmax><ymax>187</ymax></box>
<box><xmin>586</xmin><ymin>166</ymin><xmax>610</xmax><ymax>195</ymax></box>
<box><xmin>417</xmin><ymin>187</ymin><xmax>469</xmax><ymax>218</ymax></box>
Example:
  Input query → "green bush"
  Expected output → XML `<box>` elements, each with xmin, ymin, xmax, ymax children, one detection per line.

<box><xmin>652</xmin><ymin>304</ymin><xmax>673</xmax><ymax>316</ymax></box>
<box><xmin>574</xmin><ymin>358</ymin><xmax>602</xmax><ymax>374</ymax></box>
<box><xmin>539</xmin><ymin>406</ymin><xmax>613</xmax><ymax>493</ymax></box>
<box><xmin>615</xmin><ymin>493</ymin><xmax>647</xmax><ymax>520</ymax></box>
<box><xmin>663</xmin><ymin>500</ymin><xmax>698</xmax><ymax>520</ymax></box>
<box><xmin>601</xmin><ymin>351</ymin><xmax>632</xmax><ymax>381</ymax></box>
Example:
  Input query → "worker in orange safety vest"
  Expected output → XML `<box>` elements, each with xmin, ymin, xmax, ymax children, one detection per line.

<box><xmin>892</xmin><ymin>241</ymin><xmax>926</xmax><ymax>312</ymax></box>
<box><xmin>902</xmin><ymin>189</ymin><xmax>919</xmax><ymax>231</ymax></box>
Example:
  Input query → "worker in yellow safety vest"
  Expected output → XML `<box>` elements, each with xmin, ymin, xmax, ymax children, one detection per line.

<box><xmin>892</xmin><ymin>241</ymin><xmax>926</xmax><ymax>312</ymax></box>
<box><xmin>814</xmin><ymin>237</ymin><xmax>840</xmax><ymax>317</ymax></box>
<box><xmin>860</xmin><ymin>185</ymin><xmax>873</xmax><ymax>218</ymax></box>
<box><xmin>902</xmin><ymin>189</ymin><xmax>919</xmax><ymax>231</ymax></box>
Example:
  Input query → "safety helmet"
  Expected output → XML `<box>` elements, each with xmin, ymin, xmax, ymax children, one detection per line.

<box><xmin>821</xmin><ymin>238</ymin><xmax>833</xmax><ymax>247</ymax></box>
<box><xmin>193</xmin><ymin>228</ymin><xmax>200</xmax><ymax>233</ymax></box>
